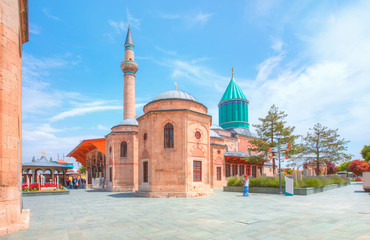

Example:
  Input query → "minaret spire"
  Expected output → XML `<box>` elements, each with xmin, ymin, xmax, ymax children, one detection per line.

<box><xmin>121</xmin><ymin>25</ymin><xmax>138</xmax><ymax>119</ymax></box>
<box><xmin>125</xmin><ymin>24</ymin><xmax>133</xmax><ymax>46</ymax></box>
<box><xmin>232</xmin><ymin>67</ymin><xmax>234</xmax><ymax>79</ymax></box>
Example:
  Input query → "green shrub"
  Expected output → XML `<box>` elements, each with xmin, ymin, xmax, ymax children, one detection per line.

<box><xmin>227</xmin><ymin>176</ymin><xmax>349</xmax><ymax>188</ymax></box>
<box><xmin>249</xmin><ymin>176</ymin><xmax>285</xmax><ymax>188</ymax></box>
<box><xmin>227</xmin><ymin>176</ymin><xmax>243</xmax><ymax>186</ymax></box>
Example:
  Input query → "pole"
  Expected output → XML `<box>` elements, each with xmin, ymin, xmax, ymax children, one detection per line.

<box><xmin>278</xmin><ymin>138</ymin><xmax>282</xmax><ymax>194</ymax></box>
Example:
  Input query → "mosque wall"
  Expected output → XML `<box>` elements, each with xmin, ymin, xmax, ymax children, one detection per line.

<box><xmin>105</xmin><ymin>125</ymin><xmax>138</xmax><ymax>192</ymax></box>
<box><xmin>210</xmin><ymin>144</ymin><xmax>226</xmax><ymax>188</ymax></box>
<box><xmin>0</xmin><ymin>0</ymin><xmax>30</xmax><ymax>235</ymax></box>
<box><xmin>137</xmin><ymin>103</ymin><xmax>213</xmax><ymax>197</ymax></box>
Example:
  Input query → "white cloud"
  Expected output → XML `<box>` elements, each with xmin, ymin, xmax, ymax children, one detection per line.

<box><xmin>96</xmin><ymin>124</ymin><xmax>109</xmax><ymax>130</ymax></box>
<box><xmin>159</xmin><ymin>11</ymin><xmax>214</xmax><ymax>27</ymax></box>
<box><xmin>155</xmin><ymin>46</ymin><xmax>177</xmax><ymax>56</ymax></box>
<box><xmin>50</xmin><ymin>105</ymin><xmax>122</xmax><ymax>122</ymax></box>
<box><xmin>126</xmin><ymin>8</ymin><xmax>140</xmax><ymax>29</ymax></box>
<box><xmin>29</xmin><ymin>24</ymin><xmax>41</xmax><ymax>35</ymax></box>
<box><xmin>22</xmin><ymin>128</ymin><xmax>101</xmax><ymax>163</ymax></box>
<box><xmin>255</xmin><ymin>53</ymin><xmax>284</xmax><ymax>83</ymax></box>
<box><xmin>163</xmin><ymin>59</ymin><xmax>227</xmax><ymax>92</ymax></box>
<box><xmin>108</xmin><ymin>20</ymin><xmax>125</xmax><ymax>34</ymax></box>
<box><xmin>271</xmin><ymin>38</ymin><xmax>283</xmax><ymax>52</ymax></box>
<box><xmin>244</xmin><ymin>2</ymin><xmax>370</xmax><ymax>159</ymax></box>
<box><xmin>42</xmin><ymin>8</ymin><xmax>60</xmax><ymax>21</ymax></box>
<box><xmin>22</xmin><ymin>54</ymin><xmax>82</xmax><ymax>115</ymax></box>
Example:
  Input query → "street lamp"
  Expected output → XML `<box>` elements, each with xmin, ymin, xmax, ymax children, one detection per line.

<box><xmin>275</xmin><ymin>131</ymin><xmax>283</xmax><ymax>194</ymax></box>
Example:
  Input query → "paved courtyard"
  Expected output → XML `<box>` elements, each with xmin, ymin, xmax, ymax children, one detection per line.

<box><xmin>2</xmin><ymin>183</ymin><xmax>369</xmax><ymax>240</ymax></box>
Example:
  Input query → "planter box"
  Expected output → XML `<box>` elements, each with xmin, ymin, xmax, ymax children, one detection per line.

<box><xmin>223</xmin><ymin>183</ymin><xmax>349</xmax><ymax>195</ymax></box>
<box><xmin>22</xmin><ymin>190</ymin><xmax>70</xmax><ymax>197</ymax></box>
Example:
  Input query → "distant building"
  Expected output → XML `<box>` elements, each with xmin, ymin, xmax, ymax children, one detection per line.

<box><xmin>22</xmin><ymin>153</ymin><xmax>73</xmax><ymax>184</ymax></box>
<box><xmin>68</xmin><ymin>26</ymin><xmax>273</xmax><ymax>197</ymax></box>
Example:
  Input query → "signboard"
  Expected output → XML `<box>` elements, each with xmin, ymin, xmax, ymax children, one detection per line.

<box><xmin>285</xmin><ymin>176</ymin><xmax>294</xmax><ymax>196</ymax></box>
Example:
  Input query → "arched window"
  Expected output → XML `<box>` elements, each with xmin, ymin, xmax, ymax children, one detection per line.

<box><xmin>164</xmin><ymin>123</ymin><xmax>174</xmax><ymax>148</ymax></box>
<box><xmin>120</xmin><ymin>141</ymin><xmax>127</xmax><ymax>157</ymax></box>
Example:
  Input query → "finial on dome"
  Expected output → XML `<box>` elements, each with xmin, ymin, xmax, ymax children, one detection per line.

<box><xmin>129</xmin><ymin>23</ymin><xmax>130</xmax><ymax>29</ymax></box>
<box><xmin>232</xmin><ymin>67</ymin><xmax>234</xmax><ymax>79</ymax></box>
<box><xmin>175</xmin><ymin>82</ymin><xmax>177</xmax><ymax>90</ymax></box>
<box><xmin>42</xmin><ymin>151</ymin><xmax>45</xmax><ymax>157</ymax></box>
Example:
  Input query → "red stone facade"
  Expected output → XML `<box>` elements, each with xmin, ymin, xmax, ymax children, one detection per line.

<box><xmin>0</xmin><ymin>0</ymin><xmax>30</xmax><ymax>235</ymax></box>
<box><xmin>105</xmin><ymin>125</ymin><xmax>138</xmax><ymax>192</ymax></box>
<box><xmin>136</xmin><ymin>99</ymin><xmax>213</xmax><ymax>197</ymax></box>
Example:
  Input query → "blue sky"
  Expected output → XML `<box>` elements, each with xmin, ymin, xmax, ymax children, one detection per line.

<box><xmin>23</xmin><ymin>0</ymin><xmax>370</xmax><ymax>167</ymax></box>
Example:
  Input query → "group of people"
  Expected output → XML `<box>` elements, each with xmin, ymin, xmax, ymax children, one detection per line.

<box><xmin>65</xmin><ymin>178</ymin><xmax>86</xmax><ymax>189</ymax></box>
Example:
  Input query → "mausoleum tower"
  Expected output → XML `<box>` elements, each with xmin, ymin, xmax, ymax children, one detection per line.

<box><xmin>218</xmin><ymin>69</ymin><xmax>250</xmax><ymax>129</ymax></box>
<box><xmin>120</xmin><ymin>25</ymin><xmax>138</xmax><ymax>119</ymax></box>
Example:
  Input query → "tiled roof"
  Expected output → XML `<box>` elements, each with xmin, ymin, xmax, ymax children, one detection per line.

<box><xmin>219</xmin><ymin>78</ymin><xmax>248</xmax><ymax>103</ymax></box>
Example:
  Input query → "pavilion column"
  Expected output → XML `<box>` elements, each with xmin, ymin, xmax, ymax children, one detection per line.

<box><xmin>51</xmin><ymin>171</ymin><xmax>55</xmax><ymax>183</ymax></box>
<box><xmin>63</xmin><ymin>170</ymin><xmax>66</xmax><ymax>186</ymax></box>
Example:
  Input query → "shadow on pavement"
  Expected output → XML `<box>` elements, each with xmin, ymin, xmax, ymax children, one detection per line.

<box><xmin>107</xmin><ymin>192</ymin><xmax>142</xmax><ymax>198</ymax></box>
<box><xmin>353</xmin><ymin>190</ymin><xmax>367</xmax><ymax>193</ymax></box>
<box><xmin>86</xmin><ymin>189</ymin><xmax>104</xmax><ymax>192</ymax></box>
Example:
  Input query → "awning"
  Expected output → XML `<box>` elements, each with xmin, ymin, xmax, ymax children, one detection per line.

<box><xmin>67</xmin><ymin>138</ymin><xmax>106</xmax><ymax>167</ymax></box>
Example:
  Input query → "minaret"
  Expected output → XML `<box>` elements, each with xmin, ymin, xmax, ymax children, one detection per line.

<box><xmin>120</xmin><ymin>25</ymin><xmax>138</xmax><ymax>119</ymax></box>
<box><xmin>218</xmin><ymin>68</ymin><xmax>250</xmax><ymax>129</ymax></box>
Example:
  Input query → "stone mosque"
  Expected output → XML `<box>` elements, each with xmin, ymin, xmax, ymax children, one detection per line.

<box><xmin>68</xmin><ymin>26</ymin><xmax>273</xmax><ymax>197</ymax></box>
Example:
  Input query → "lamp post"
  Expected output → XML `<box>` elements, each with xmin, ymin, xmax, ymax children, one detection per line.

<box><xmin>275</xmin><ymin>131</ymin><xmax>283</xmax><ymax>194</ymax></box>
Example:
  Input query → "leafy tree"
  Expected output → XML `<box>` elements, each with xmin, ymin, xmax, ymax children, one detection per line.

<box><xmin>301</xmin><ymin>123</ymin><xmax>352</xmax><ymax>175</ymax></box>
<box><xmin>325</xmin><ymin>162</ymin><xmax>337</xmax><ymax>175</ymax></box>
<box><xmin>79</xmin><ymin>166</ymin><xmax>86</xmax><ymax>174</ymax></box>
<box><xmin>337</xmin><ymin>161</ymin><xmax>352</xmax><ymax>172</ymax></box>
<box><xmin>361</xmin><ymin>145</ymin><xmax>370</xmax><ymax>163</ymax></box>
<box><xmin>249</xmin><ymin>105</ymin><xmax>298</xmax><ymax>172</ymax></box>
<box><xmin>348</xmin><ymin>160</ymin><xmax>370</xmax><ymax>176</ymax></box>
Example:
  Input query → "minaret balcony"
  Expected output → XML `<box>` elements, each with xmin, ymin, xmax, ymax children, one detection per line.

<box><xmin>121</xmin><ymin>60</ymin><xmax>138</xmax><ymax>74</ymax></box>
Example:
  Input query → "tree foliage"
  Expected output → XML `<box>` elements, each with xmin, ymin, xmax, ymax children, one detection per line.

<box><xmin>301</xmin><ymin>123</ymin><xmax>352</xmax><ymax>175</ymax></box>
<box><xmin>79</xmin><ymin>166</ymin><xmax>86</xmax><ymax>174</ymax></box>
<box><xmin>348</xmin><ymin>160</ymin><xmax>370</xmax><ymax>176</ymax></box>
<box><xmin>249</xmin><ymin>105</ymin><xmax>298</xmax><ymax>172</ymax></box>
<box><xmin>243</xmin><ymin>156</ymin><xmax>264</xmax><ymax>164</ymax></box>
<box><xmin>361</xmin><ymin>145</ymin><xmax>370</xmax><ymax>163</ymax></box>
<box><xmin>336</xmin><ymin>161</ymin><xmax>352</xmax><ymax>172</ymax></box>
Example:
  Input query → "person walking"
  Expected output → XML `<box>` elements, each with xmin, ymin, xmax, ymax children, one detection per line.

<box><xmin>242</xmin><ymin>174</ymin><xmax>250</xmax><ymax>197</ymax></box>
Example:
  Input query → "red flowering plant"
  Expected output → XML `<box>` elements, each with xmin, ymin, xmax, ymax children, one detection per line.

<box><xmin>325</xmin><ymin>162</ymin><xmax>337</xmax><ymax>175</ymax></box>
<box><xmin>348</xmin><ymin>160</ymin><xmax>370</xmax><ymax>177</ymax></box>
<box><xmin>22</xmin><ymin>183</ymin><xmax>64</xmax><ymax>192</ymax></box>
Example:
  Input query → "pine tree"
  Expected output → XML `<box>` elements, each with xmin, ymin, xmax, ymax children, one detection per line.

<box><xmin>249</xmin><ymin>105</ymin><xmax>298</xmax><ymax>173</ymax></box>
<box><xmin>302</xmin><ymin>123</ymin><xmax>352</xmax><ymax>175</ymax></box>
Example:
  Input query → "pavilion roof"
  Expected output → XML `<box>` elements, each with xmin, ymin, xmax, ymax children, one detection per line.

<box><xmin>22</xmin><ymin>161</ymin><xmax>69</xmax><ymax>168</ymax></box>
<box><xmin>67</xmin><ymin>138</ymin><xmax>106</xmax><ymax>167</ymax></box>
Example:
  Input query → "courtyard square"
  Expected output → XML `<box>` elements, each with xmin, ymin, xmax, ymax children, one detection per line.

<box><xmin>2</xmin><ymin>184</ymin><xmax>369</xmax><ymax>240</ymax></box>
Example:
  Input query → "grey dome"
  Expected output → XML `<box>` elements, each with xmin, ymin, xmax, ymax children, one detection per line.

<box><xmin>153</xmin><ymin>90</ymin><xmax>198</xmax><ymax>102</ymax></box>
<box><xmin>114</xmin><ymin>118</ymin><xmax>138</xmax><ymax>127</ymax></box>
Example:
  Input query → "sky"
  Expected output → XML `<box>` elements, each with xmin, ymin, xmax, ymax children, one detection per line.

<box><xmin>22</xmin><ymin>0</ymin><xmax>370</xmax><ymax>167</ymax></box>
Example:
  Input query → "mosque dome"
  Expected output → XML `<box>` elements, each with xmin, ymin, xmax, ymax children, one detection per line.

<box><xmin>113</xmin><ymin>118</ymin><xmax>138</xmax><ymax>128</ymax></box>
<box><xmin>142</xmin><ymin>89</ymin><xmax>207</xmax><ymax>115</ymax></box>
<box><xmin>153</xmin><ymin>90</ymin><xmax>199</xmax><ymax>103</ymax></box>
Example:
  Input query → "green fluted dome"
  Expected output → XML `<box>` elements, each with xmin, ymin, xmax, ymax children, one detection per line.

<box><xmin>220</xmin><ymin>78</ymin><xmax>248</xmax><ymax>103</ymax></box>
<box><xmin>218</xmin><ymin>77</ymin><xmax>249</xmax><ymax>129</ymax></box>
